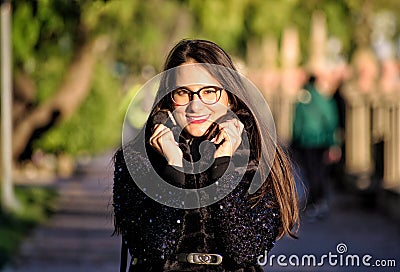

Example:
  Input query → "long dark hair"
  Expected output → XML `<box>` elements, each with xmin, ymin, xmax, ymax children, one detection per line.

<box><xmin>124</xmin><ymin>39</ymin><xmax>298</xmax><ymax>238</ymax></box>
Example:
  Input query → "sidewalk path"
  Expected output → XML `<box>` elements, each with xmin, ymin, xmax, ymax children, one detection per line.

<box><xmin>266</xmin><ymin>191</ymin><xmax>400</xmax><ymax>272</ymax></box>
<box><xmin>5</xmin><ymin>154</ymin><xmax>121</xmax><ymax>272</ymax></box>
<box><xmin>4</xmin><ymin>153</ymin><xmax>400</xmax><ymax>272</ymax></box>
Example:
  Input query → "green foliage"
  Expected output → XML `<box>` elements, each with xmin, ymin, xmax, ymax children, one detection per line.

<box><xmin>12</xmin><ymin>2</ymin><xmax>40</xmax><ymax>67</ymax></box>
<box><xmin>9</xmin><ymin>0</ymin><xmax>400</xmax><ymax>157</ymax></box>
<box><xmin>12</xmin><ymin>0</ymin><xmax>78</xmax><ymax>71</ymax></box>
<box><xmin>188</xmin><ymin>0</ymin><xmax>248</xmax><ymax>54</ymax></box>
<box><xmin>0</xmin><ymin>186</ymin><xmax>57</xmax><ymax>268</ymax></box>
<box><xmin>102</xmin><ymin>0</ymin><xmax>188</xmax><ymax>74</ymax></box>
<box><xmin>324</xmin><ymin>2</ymin><xmax>353</xmax><ymax>55</ymax></box>
<box><xmin>248</xmin><ymin>0</ymin><xmax>297</xmax><ymax>37</ymax></box>
<box><xmin>35</xmin><ymin>61</ymin><xmax>124</xmax><ymax>156</ymax></box>
<box><xmin>34</xmin><ymin>55</ymin><xmax>69</xmax><ymax>103</ymax></box>
<box><xmin>122</xmin><ymin>84</ymin><xmax>148</xmax><ymax>130</ymax></box>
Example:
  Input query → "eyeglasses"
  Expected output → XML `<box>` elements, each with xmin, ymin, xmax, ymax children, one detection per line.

<box><xmin>171</xmin><ymin>86</ymin><xmax>224</xmax><ymax>106</ymax></box>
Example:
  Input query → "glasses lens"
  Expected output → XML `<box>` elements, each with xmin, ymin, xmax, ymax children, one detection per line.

<box><xmin>199</xmin><ymin>87</ymin><xmax>221</xmax><ymax>104</ymax></box>
<box><xmin>172</xmin><ymin>88</ymin><xmax>190</xmax><ymax>105</ymax></box>
<box><xmin>171</xmin><ymin>86</ymin><xmax>223</xmax><ymax>106</ymax></box>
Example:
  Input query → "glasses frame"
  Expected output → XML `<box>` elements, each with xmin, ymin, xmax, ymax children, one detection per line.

<box><xmin>170</xmin><ymin>85</ymin><xmax>224</xmax><ymax>106</ymax></box>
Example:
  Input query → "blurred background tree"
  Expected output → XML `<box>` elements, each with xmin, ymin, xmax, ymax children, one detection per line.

<box><xmin>5</xmin><ymin>0</ymin><xmax>400</xmax><ymax>166</ymax></box>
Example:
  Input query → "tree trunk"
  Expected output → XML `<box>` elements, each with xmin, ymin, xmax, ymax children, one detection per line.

<box><xmin>12</xmin><ymin>38</ymin><xmax>100</xmax><ymax>161</ymax></box>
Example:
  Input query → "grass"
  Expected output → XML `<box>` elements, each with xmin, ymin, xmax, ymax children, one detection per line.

<box><xmin>0</xmin><ymin>186</ymin><xmax>58</xmax><ymax>269</ymax></box>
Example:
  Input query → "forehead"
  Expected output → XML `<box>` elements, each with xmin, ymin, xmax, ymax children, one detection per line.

<box><xmin>174</xmin><ymin>64</ymin><xmax>220</xmax><ymax>87</ymax></box>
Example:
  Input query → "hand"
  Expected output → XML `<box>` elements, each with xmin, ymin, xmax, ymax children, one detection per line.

<box><xmin>149</xmin><ymin>124</ymin><xmax>183</xmax><ymax>167</ymax></box>
<box><xmin>323</xmin><ymin>145</ymin><xmax>342</xmax><ymax>164</ymax></box>
<box><xmin>212</xmin><ymin>119</ymin><xmax>244</xmax><ymax>158</ymax></box>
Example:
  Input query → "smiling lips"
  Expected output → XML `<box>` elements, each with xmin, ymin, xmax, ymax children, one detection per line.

<box><xmin>186</xmin><ymin>115</ymin><xmax>210</xmax><ymax>124</ymax></box>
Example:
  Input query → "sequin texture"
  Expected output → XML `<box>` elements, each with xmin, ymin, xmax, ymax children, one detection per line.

<box><xmin>113</xmin><ymin>111</ymin><xmax>282</xmax><ymax>271</ymax></box>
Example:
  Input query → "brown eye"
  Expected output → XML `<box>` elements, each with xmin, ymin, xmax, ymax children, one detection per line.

<box><xmin>201</xmin><ymin>88</ymin><xmax>218</xmax><ymax>95</ymax></box>
<box><xmin>174</xmin><ymin>89</ymin><xmax>190</xmax><ymax>96</ymax></box>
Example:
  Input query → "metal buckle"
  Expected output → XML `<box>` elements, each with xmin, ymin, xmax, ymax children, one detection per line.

<box><xmin>186</xmin><ymin>253</ymin><xmax>223</xmax><ymax>265</ymax></box>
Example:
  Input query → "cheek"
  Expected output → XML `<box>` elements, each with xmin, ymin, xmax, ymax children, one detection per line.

<box><xmin>208</xmin><ymin>105</ymin><xmax>228</xmax><ymax>120</ymax></box>
<box><xmin>211</xmin><ymin>98</ymin><xmax>229</xmax><ymax>115</ymax></box>
<box><xmin>216</xmin><ymin>106</ymin><xmax>228</xmax><ymax>116</ymax></box>
<box><xmin>172</xmin><ymin>106</ymin><xmax>187</xmax><ymax>127</ymax></box>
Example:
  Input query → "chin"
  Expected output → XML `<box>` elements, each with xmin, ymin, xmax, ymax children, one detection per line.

<box><xmin>185</xmin><ymin>123</ymin><xmax>211</xmax><ymax>137</ymax></box>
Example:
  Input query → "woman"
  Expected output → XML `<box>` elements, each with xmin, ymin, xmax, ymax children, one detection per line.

<box><xmin>113</xmin><ymin>39</ymin><xmax>299</xmax><ymax>271</ymax></box>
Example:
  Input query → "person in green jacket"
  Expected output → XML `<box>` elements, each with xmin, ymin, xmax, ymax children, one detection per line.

<box><xmin>292</xmin><ymin>75</ymin><xmax>340</xmax><ymax>220</ymax></box>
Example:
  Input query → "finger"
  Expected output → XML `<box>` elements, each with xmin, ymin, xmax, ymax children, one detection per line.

<box><xmin>238</xmin><ymin>120</ymin><xmax>244</xmax><ymax>134</ymax></box>
<box><xmin>219</xmin><ymin>121</ymin><xmax>240</xmax><ymax>138</ymax></box>
<box><xmin>232</xmin><ymin>119</ymin><xmax>244</xmax><ymax>136</ymax></box>
<box><xmin>149</xmin><ymin>124</ymin><xmax>170</xmax><ymax>143</ymax></box>
<box><xmin>234</xmin><ymin>118</ymin><xmax>244</xmax><ymax>131</ymax></box>
<box><xmin>214</xmin><ymin>128</ymin><xmax>229</xmax><ymax>145</ymax></box>
<box><xmin>149</xmin><ymin>126</ymin><xmax>170</xmax><ymax>149</ymax></box>
<box><xmin>151</xmin><ymin>124</ymin><xmax>167</xmax><ymax>137</ymax></box>
<box><xmin>156</xmin><ymin>128</ymin><xmax>179</xmax><ymax>146</ymax></box>
<box><xmin>220</xmin><ymin>122</ymin><xmax>243</xmax><ymax>148</ymax></box>
<box><xmin>213</xmin><ymin>119</ymin><xmax>243</xmax><ymax>145</ymax></box>
<box><xmin>220</xmin><ymin>119</ymin><xmax>242</xmax><ymax>133</ymax></box>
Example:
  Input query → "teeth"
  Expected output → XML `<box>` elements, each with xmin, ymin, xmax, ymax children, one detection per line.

<box><xmin>188</xmin><ymin>116</ymin><xmax>207</xmax><ymax>120</ymax></box>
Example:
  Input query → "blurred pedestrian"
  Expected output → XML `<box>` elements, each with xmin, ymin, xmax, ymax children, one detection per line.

<box><xmin>292</xmin><ymin>73</ymin><xmax>340</xmax><ymax>220</ymax></box>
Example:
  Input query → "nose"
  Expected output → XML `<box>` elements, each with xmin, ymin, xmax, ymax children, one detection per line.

<box><xmin>186</xmin><ymin>95</ymin><xmax>204</xmax><ymax>112</ymax></box>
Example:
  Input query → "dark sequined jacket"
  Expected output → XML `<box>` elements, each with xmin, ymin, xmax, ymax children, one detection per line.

<box><xmin>113</xmin><ymin>111</ymin><xmax>282</xmax><ymax>271</ymax></box>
